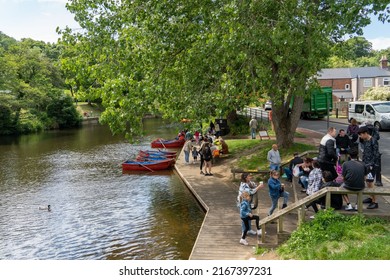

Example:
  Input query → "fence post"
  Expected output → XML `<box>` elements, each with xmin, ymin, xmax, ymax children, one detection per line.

<box><xmin>325</xmin><ymin>191</ymin><xmax>331</xmax><ymax>209</ymax></box>
<box><xmin>357</xmin><ymin>191</ymin><xmax>363</xmax><ymax>213</ymax></box>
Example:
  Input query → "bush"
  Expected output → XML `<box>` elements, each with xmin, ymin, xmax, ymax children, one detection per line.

<box><xmin>46</xmin><ymin>93</ymin><xmax>82</xmax><ymax>129</ymax></box>
<box><xmin>277</xmin><ymin>209</ymin><xmax>390</xmax><ymax>260</ymax></box>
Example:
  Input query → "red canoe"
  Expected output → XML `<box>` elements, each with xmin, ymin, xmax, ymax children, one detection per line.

<box><xmin>150</xmin><ymin>138</ymin><xmax>185</xmax><ymax>148</ymax></box>
<box><xmin>122</xmin><ymin>158</ymin><xmax>175</xmax><ymax>171</ymax></box>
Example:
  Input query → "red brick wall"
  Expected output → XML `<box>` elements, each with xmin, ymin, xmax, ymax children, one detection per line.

<box><xmin>319</xmin><ymin>78</ymin><xmax>351</xmax><ymax>89</ymax></box>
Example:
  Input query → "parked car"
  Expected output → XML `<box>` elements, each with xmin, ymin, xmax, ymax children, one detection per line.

<box><xmin>264</xmin><ymin>101</ymin><xmax>272</xmax><ymax>110</ymax></box>
<box><xmin>348</xmin><ymin>100</ymin><xmax>390</xmax><ymax>130</ymax></box>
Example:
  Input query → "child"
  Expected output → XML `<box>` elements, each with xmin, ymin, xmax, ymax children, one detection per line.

<box><xmin>239</xmin><ymin>192</ymin><xmax>262</xmax><ymax>245</ymax></box>
<box><xmin>267</xmin><ymin>170</ymin><xmax>289</xmax><ymax>216</ymax></box>
<box><xmin>192</xmin><ymin>146</ymin><xmax>198</xmax><ymax>164</ymax></box>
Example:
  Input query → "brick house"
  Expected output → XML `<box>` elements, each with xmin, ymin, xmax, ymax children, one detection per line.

<box><xmin>317</xmin><ymin>56</ymin><xmax>390</xmax><ymax>101</ymax></box>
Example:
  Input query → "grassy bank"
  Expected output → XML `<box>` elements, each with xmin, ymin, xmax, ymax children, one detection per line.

<box><xmin>76</xmin><ymin>102</ymin><xmax>103</xmax><ymax>118</ymax></box>
<box><xmin>276</xmin><ymin>209</ymin><xmax>390</xmax><ymax>259</ymax></box>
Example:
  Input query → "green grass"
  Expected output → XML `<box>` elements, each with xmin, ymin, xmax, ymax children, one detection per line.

<box><xmin>276</xmin><ymin>209</ymin><xmax>390</xmax><ymax>260</ymax></box>
<box><xmin>76</xmin><ymin>102</ymin><xmax>103</xmax><ymax>117</ymax></box>
<box><xmin>226</xmin><ymin>139</ymin><xmax>315</xmax><ymax>170</ymax></box>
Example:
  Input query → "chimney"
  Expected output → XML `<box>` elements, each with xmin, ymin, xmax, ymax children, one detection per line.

<box><xmin>380</xmin><ymin>55</ymin><xmax>388</xmax><ymax>69</ymax></box>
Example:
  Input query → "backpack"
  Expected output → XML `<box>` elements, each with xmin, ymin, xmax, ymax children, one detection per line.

<box><xmin>203</xmin><ymin>146</ymin><xmax>212</xmax><ymax>161</ymax></box>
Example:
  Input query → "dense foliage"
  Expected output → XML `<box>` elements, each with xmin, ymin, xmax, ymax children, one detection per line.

<box><xmin>0</xmin><ymin>32</ymin><xmax>82</xmax><ymax>135</ymax></box>
<box><xmin>327</xmin><ymin>36</ymin><xmax>390</xmax><ymax>68</ymax></box>
<box><xmin>58</xmin><ymin>0</ymin><xmax>390</xmax><ymax>144</ymax></box>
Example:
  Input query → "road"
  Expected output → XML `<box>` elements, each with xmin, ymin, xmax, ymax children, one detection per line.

<box><xmin>299</xmin><ymin>118</ymin><xmax>390</xmax><ymax>183</ymax></box>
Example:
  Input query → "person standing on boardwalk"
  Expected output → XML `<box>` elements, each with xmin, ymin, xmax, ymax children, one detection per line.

<box><xmin>249</xmin><ymin>116</ymin><xmax>258</xmax><ymax>139</ymax></box>
<box><xmin>237</xmin><ymin>173</ymin><xmax>265</xmax><ymax>235</ymax></box>
<box><xmin>202</xmin><ymin>142</ymin><xmax>213</xmax><ymax>176</ymax></box>
<box><xmin>358</xmin><ymin>126</ymin><xmax>380</xmax><ymax>209</ymax></box>
<box><xmin>267</xmin><ymin>144</ymin><xmax>281</xmax><ymax>171</ymax></box>
<box><xmin>183</xmin><ymin>138</ymin><xmax>193</xmax><ymax>164</ymax></box>
<box><xmin>198</xmin><ymin>138</ymin><xmax>207</xmax><ymax>174</ymax></box>
<box><xmin>267</xmin><ymin>170</ymin><xmax>289</xmax><ymax>215</ymax></box>
<box><xmin>192</xmin><ymin>146</ymin><xmax>198</xmax><ymax>164</ymax></box>
<box><xmin>239</xmin><ymin>191</ymin><xmax>262</xmax><ymax>246</ymax></box>
<box><xmin>318</xmin><ymin>127</ymin><xmax>338</xmax><ymax>180</ymax></box>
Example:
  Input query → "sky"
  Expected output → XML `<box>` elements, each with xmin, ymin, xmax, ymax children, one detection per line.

<box><xmin>1</xmin><ymin>0</ymin><xmax>390</xmax><ymax>50</ymax></box>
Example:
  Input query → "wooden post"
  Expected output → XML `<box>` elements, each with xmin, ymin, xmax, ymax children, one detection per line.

<box><xmin>325</xmin><ymin>191</ymin><xmax>331</xmax><ymax>209</ymax></box>
<box><xmin>357</xmin><ymin>191</ymin><xmax>363</xmax><ymax>213</ymax></box>
<box><xmin>298</xmin><ymin>207</ymin><xmax>306</xmax><ymax>225</ymax></box>
<box><xmin>277</xmin><ymin>200</ymin><xmax>284</xmax><ymax>232</ymax></box>
<box><xmin>261</xmin><ymin>224</ymin><xmax>266</xmax><ymax>243</ymax></box>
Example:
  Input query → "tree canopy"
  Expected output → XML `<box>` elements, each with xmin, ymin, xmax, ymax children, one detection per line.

<box><xmin>59</xmin><ymin>0</ymin><xmax>390</xmax><ymax>146</ymax></box>
<box><xmin>0</xmin><ymin>32</ymin><xmax>81</xmax><ymax>135</ymax></box>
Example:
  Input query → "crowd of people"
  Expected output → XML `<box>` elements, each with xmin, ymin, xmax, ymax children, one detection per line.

<box><xmin>180</xmin><ymin>118</ymin><xmax>382</xmax><ymax>246</ymax></box>
<box><xmin>236</xmin><ymin>119</ymin><xmax>382</xmax><ymax>245</ymax></box>
<box><xmin>180</xmin><ymin>121</ymin><xmax>230</xmax><ymax>177</ymax></box>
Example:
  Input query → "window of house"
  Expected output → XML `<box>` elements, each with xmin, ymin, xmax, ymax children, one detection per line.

<box><xmin>384</xmin><ymin>78</ymin><xmax>389</xmax><ymax>86</ymax></box>
<box><xmin>345</xmin><ymin>84</ymin><xmax>350</xmax><ymax>90</ymax></box>
<box><xmin>363</xmin><ymin>79</ymin><xmax>372</xmax><ymax>87</ymax></box>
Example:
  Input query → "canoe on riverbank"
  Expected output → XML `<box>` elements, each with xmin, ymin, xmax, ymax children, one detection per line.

<box><xmin>122</xmin><ymin>158</ymin><xmax>175</xmax><ymax>171</ymax></box>
<box><xmin>139</xmin><ymin>150</ymin><xmax>177</xmax><ymax>158</ymax></box>
<box><xmin>150</xmin><ymin>138</ymin><xmax>185</xmax><ymax>148</ymax></box>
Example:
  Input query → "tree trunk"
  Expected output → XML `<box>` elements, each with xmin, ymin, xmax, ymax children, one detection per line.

<box><xmin>271</xmin><ymin>96</ymin><xmax>304</xmax><ymax>149</ymax></box>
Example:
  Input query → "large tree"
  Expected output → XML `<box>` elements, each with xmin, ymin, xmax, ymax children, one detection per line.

<box><xmin>0</xmin><ymin>33</ymin><xmax>81</xmax><ymax>134</ymax></box>
<box><xmin>60</xmin><ymin>0</ymin><xmax>390</xmax><ymax>146</ymax></box>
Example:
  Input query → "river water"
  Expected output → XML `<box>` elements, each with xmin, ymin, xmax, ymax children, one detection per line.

<box><xmin>0</xmin><ymin>118</ymin><xmax>204</xmax><ymax>260</ymax></box>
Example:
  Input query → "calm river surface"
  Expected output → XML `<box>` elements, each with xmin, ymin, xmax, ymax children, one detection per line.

<box><xmin>0</xmin><ymin>118</ymin><xmax>204</xmax><ymax>260</ymax></box>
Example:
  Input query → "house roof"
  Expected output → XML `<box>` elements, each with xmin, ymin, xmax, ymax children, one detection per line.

<box><xmin>318</xmin><ymin>67</ymin><xmax>390</xmax><ymax>79</ymax></box>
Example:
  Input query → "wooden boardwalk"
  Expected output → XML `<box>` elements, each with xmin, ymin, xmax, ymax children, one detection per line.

<box><xmin>174</xmin><ymin>151</ymin><xmax>301</xmax><ymax>259</ymax></box>
<box><xmin>174</xmin><ymin>143</ymin><xmax>390</xmax><ymax>260</ymax></box>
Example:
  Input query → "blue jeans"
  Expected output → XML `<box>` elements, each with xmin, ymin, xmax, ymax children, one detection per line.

<box><xmin>283</xmin><ymin>167</ymin><xmax>292</xmax><ymax>181</ymax></box>
<box><xmin>269</xmin><ymin>164</ymin><xmax>280</xmax><ymax>171</ymax></box>
<box><xmin>184</xmin><ymin>150</ymin><xmax>190</xmax><ymax>163</ymax></box>
<box><xmin>299</xmin><ymin>175</ymin><xmax>308</xmax><ymax>189</ymax></box>
<box><xmin>268</xmin><ymin>191</ymin><xmax>289</xmax><ymax>215</ymax></box>
<box><xmin>251</xmin><ymin>128</ymin><xmax>256</xmax><ymax>139</ymax></box>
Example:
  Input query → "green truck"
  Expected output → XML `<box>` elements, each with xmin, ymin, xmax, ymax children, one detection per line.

<box><xmin>300</xmin><ymin>87</ymin><xmax>333</xmax><ymax>119</ymax></box>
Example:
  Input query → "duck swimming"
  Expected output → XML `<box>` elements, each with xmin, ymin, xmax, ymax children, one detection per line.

<box><xmin>39</xmin><ymin>205</ymin><xmax>51</xmax><ymax>211</ymax></box>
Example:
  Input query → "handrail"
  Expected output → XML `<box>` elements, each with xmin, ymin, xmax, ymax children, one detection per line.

<box><xmin>258</xmin><ymin>186</ymin><xmax>390</xmax><ymax>244</ymax></box>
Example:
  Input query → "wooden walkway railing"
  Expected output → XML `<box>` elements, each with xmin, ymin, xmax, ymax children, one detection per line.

<box><xmin>258</xmin><ymin>186</ymin><xmax>390</xmax><ymax>244</ymax></box>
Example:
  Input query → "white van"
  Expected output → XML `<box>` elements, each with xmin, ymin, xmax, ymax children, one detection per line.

<box><xmin>348</xmin><ymin>101</ymin><xmax>390</xmax><ymax>130</ymax></box>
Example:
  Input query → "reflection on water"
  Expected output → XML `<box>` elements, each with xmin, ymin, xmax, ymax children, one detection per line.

<box><xmin>0</xmin><ymin>119</ymin><xmax>204</xmax><ymax>260</ymax></box>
